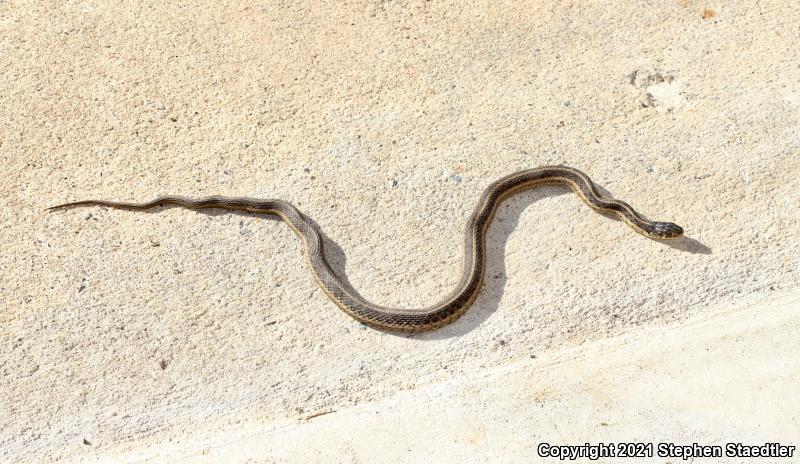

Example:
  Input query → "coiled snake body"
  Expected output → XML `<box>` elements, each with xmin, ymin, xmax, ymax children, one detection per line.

<box><xmin>49</xmin><ymin>165</ymin><xmax>683</xmax><ymax>333</ymax></box>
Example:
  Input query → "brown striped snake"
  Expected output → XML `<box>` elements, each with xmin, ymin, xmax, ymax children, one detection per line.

<box><xmin>49</xmin><ymin>165</ymin><xmax>683</xmax><ymax>332</ymax></box>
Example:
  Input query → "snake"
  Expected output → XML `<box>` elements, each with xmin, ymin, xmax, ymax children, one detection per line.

<box><xmin>48</xmin><ymin>165</ymin><xmax>683</xmax><ymax>333</ymax></box>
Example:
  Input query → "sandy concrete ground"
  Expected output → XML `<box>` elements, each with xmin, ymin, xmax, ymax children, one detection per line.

<box><xmin>144</xmin><ymin>289</ymin><xmax>800</xmax><ymax>463</ymax></box>
<box><xmin>2</xmin><ymin>0</ymin><xmax>799</xmax><ymax>462</ymax></box>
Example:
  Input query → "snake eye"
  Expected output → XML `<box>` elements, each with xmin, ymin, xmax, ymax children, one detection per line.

<box><xmin>652</xmin><ymin>222</ymin><xmax>684</xmax><ymax>239</ymax></box>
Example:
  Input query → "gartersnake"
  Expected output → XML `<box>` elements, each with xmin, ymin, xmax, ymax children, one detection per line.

<box><xmin>49</xmin><ymin>165</ymin><xmax>683</xmax><ymax>332</ymax></box>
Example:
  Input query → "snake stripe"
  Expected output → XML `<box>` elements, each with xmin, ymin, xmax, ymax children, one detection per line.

<box><xmin>48</xmin><ymin>165</ymin><xmax>683</xmax><ymax>332</ymax></box>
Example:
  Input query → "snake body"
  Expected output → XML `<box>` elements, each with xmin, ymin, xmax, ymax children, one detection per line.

<box><xmin>49</xmin><ymin>165</ymin><xmax>683</xmax><ymax>333</ymax></box>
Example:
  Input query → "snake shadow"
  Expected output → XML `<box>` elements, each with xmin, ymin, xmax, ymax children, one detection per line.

<box><xmin>318</xmin><ymin>185</ymin><xmax>710</xmax><ymax>340</ymax></box>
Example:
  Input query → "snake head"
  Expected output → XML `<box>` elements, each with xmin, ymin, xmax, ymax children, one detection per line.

<box><xmin>650</xmin><ymin>222</ymin><xmax>684</xmax><ymax>239</ymax></box>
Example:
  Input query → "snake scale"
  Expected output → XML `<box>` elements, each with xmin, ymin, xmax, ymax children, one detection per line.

<box><xmin>49</xmin><ymin>165</ymin><xmax>683</xmax><ymax>332</ymax></box>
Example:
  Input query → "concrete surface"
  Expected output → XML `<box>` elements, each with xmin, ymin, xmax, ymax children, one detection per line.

<box><xmin>2</xmin><ymin>0</ymin><xmax>799</xmax><ymax>462</ymax></box>
<box><xmin>142</xmin><ymin>289</ymin><xmax>799</xmax><ymax>463</ymax></box>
